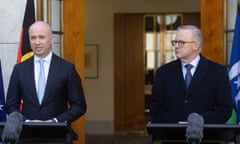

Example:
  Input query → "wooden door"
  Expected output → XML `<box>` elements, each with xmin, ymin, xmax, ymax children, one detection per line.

<box><xmin>114</xmin><ymin>14</ymin><xmax>145</xmax><ymax>133</ymax></box>
<box><xmin>201</xmin><ymin>0</ymin><xmax>225</xmax><ymax>64</ymax></box>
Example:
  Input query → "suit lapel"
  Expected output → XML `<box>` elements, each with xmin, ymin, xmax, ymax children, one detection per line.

<box><xmin>169</xmin><ymin>60</ymin><xmax>186</xmax><ymax>96</ymax></box>
<box><xmin>187</xmin><ymin>56</ymin><xmax>208</xmax><ymax>96</ymax></box>
<box><xmin>25</xmin><ymin>57</ymin><xmax>39</xmax><ymax>104</ymax></box>
<box><xmin>41</xmin><ymin>54</ymin><xmax>58</xmax><ymax>103</ymax></box>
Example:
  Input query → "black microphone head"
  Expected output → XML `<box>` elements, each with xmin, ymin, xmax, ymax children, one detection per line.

<box><xmin>185</xmin><ymin>112</ymin><xmax>204</xmax><ymax>143</ymax></box>
<box><xmin>2</xmin><ymin>111</ymin><xmax>23</xmax><ymax>144</ymax></box>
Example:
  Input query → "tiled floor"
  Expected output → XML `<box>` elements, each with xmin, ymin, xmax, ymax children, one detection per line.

<box><xmin>86</xmin><ymin>134</ymin><xmax>230</xmax><ymax>144</ymax></box>
<box><xmin>86</xmin><ymin>134</ymin><xmax>149</xmax><ymax>144</ymax></box>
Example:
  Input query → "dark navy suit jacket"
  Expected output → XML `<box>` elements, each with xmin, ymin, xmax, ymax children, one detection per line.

<box><xmin>6</xmin><ymin>54</ymin><xmax>86</xmax><ymax>123</ymax></box>
<box><xmin>150</xmin><ymin>55</ymin><xmax>233</xmax><ymax>123</ymax></box>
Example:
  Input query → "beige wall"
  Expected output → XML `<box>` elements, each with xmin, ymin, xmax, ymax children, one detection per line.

<box><xmin>84</xmin><ymin>0</ymin><xmax>200</xmax><ymax>133</ymax></box>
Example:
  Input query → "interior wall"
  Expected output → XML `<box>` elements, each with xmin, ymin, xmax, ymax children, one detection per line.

<box><xmin>0</xmin><ymin>0</ymin><xmax>26</xmax><ymax>94</ymax></box>
<box><xmin>84</xmin><ymin>0</ymin><xmax>200</xmax><ymax>134</ymax></box>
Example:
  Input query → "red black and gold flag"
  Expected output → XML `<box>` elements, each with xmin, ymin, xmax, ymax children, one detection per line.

<box><xmin>17</xmin><ymin>0</ymin><xmax>35</xmax><ymax>63</ymax></box>
<box><xmin>17</xmin><ymin>0</ymin><xmax>35</xmax><ymax>111</ymax></box>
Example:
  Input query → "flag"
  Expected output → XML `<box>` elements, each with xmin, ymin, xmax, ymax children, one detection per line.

<box><xmin>17</xmin><ymin>0</ymin><xmax>35</xmax><ymax>64</ymax></box>
<box><xmin>0</xmin><ymin>61</ymin><xmax>6</xmax><ymax>122</ymax></box>
<box><xmin>227</xmin><ymin>0</ymin><xmax>240</xmax><ymax>124</ymax></box>
<box><xmin>17</xmin><ymin>0</ymin><xmax>35</xmax><ymax>111</ymax></box>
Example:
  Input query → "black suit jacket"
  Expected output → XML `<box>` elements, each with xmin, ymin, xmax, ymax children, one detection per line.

<box><xmin>150</xmin><ymin>55</ymin><xmax>233</xmax><ymax>123</ymax></box>
<box><xmin>6</xmin><ymin>54</ymin><xmax>87</xmax><ymax>123</ymax></box>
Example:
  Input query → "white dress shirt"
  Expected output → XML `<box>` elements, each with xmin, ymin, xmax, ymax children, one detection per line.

<box><xmin>181</xmin><ymin>55</ymin><xmax>200</xmax><ymax>79</ymax></box>
<box><xmin>34</xmin><ymin>52</ymin><xmax>52</xmax><ymax>92</ymax></box>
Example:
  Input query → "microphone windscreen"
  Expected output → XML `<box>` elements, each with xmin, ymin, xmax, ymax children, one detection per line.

<box><xmin>2</xmin><ymin>111</ymin><xmax>23</xmax><ymax>144</ymax></box>
<box><xmin>185</xmin><ymin>112</ymin><xmax>204</xmax><ymax>142</ymax></box>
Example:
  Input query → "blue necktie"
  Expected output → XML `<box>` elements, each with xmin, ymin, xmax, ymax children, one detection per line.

<box><xmin>185</xmin><ymin>64</ymin><xmax>193</xmax><ymax>89</ymax></box>
<box><xmin>38</xmin><ymin>60</ymin><xmax>46</xmax><ymax>104</ymax></box>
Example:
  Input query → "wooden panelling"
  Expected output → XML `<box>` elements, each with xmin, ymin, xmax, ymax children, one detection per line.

<box><xmin>201</xmin><ymin>0</ymin><xmax>225</xmax><ymax>64</ymax></box>
<box><xmin>183</xmin><ymin>13</ymin><xmax>200</xmax><ymax>28</ymax></box>
<box><xmin>114</xmin><ymin>14</ymin><xmax>145</xmax><ymax>133</ymax></box>
<box><xmin>114</xmin><ymin>14</ymin><xmax>127</xmax><ymax>132</ymax></box>
<box><xmin>63</xmin><ymin>0</ymin><xmax>85</xmax><ymax>144</ymax></box>
<box><xmin>124</xmin><ymin>14</ymin><xmax>145</xmax><ymax>132</ymax></box>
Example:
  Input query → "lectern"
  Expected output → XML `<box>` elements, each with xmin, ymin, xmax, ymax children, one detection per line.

<box><xmin>0</xmin><ymin>122</ymin><xmax>77</xmax><ymax>144</ymax></box>
<box><xmin>146</xmin><ymin>123</ymin><xmax>240</xmax><ymax>144</ymax></box>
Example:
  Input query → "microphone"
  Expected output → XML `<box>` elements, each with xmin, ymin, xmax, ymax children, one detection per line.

<box><xmin>185</xmin><ymin>112</ymin><xmax>204</xmax><ymax>144</ymax></box>
<box><xmin>2</xmin><ymin>111</ymin><xmax>23</xmax><ymax>144</ymax></box>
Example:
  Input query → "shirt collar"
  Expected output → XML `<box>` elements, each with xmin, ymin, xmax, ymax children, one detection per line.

<box><xmin>182</xmin><ymin>55</ymin><xmax>200</xmax><ymax>68</ymax></box>
<box><xmin>34</xmin><ymin>52</ymin><xmax>52</xmax><ymax>63</ymax></box>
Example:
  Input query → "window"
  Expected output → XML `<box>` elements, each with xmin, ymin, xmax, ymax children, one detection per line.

<box><xmin>225</xmin><ymin>0</ymin><xmax>237</xmax><ymax>65</ymax></box>
<box><xmin>37</xmin><ymin>0</ymin><xmax>63</xmax><ymax>56</ymax></box>
<box><xmin>144</xmin><ymin>14</ymin><xmax>182</xmax><ymax>85</ymax></box>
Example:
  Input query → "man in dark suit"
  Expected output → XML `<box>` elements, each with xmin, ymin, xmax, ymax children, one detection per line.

<box><xmin>150</xmin><ymin>25</ymin><xmax>233</xmax><ymax>124</ymax></box>
<box><xmin>6</xmin><ymin>21</ymin><xmax>87</xmax><ymax>123</ymax></box>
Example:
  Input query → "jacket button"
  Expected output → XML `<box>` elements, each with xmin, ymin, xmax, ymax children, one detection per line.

<box><xmin>184</xmin><ymin>100</ymin><xmax>188</xmax><ymax>103</ymax></box>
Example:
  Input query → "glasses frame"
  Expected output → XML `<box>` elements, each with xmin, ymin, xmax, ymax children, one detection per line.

<box><xmin>171</xmin><ymin>40</ymin><xmax>196</xmax><ymax>47</ymax></box>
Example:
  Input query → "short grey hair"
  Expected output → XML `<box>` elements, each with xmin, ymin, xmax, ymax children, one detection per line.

<box><xmin>177</xmin><ymin>25</ymin><xmax>203</xmax><ymax>48</ymax></box>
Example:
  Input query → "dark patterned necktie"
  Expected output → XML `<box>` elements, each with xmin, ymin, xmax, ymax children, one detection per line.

<box><xmin>185</xmin><ymin>64</ymin><xmax>193</xmax><ymax>89</ymax></box>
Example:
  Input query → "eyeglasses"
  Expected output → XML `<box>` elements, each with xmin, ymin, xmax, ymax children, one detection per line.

<box><xmin>171</xmin><ymin>40</ymin><xmax>196</xmax><ymax>47</ymax></box>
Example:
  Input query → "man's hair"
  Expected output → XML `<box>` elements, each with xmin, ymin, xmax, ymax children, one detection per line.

<box><xmin>177</xmin><ymin>25</ymin><xmax>203</xmax><ymax>48</ymax></box>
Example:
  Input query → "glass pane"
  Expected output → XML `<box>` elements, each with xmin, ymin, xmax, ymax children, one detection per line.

<box><xmin>166</xmin><ymin>32</ymin><xmax>175</xmax><ymax>50</ymax></box>
<box><xmin>227</xmin><ymin>0</ymin><xmax>237</xmax><ymax>29</ymax></box>
<box><xmin>51</xmin><ymin>0</ymin><xmax>61</xmax><ymax>31</ymax></box>
<box><xmin>145</xmin><ymin>69</ymin><xmax>154</xmax><ymax>85</ymax></box>
<box><xmin>226</xmin><ymin>32</ymin><xmax>234</xmax><ymax>64</ymax></box>
<box><xmin>156</xmin><ymin>16</ymin><xmax>161</xmax><ymax>32</ymax></box>
<box><xmin>52</xmin><ymin>34</ymin><xmax>61</xmax><ymax>56</ymax></box>
<box><xmin>43</xmin><ymin>0</ymin><xmax>48</xmax><ymax>22</ymax></box>
<box><xmin>54</xmin><ymin>34</ymin><xmax>61</xmax><ymax>43</ymax></box>
<box><xmin>146</xmin><ymin>33</ymin><xmax>154</xmax><ymax>50</ymax></box>
<box><xmin>165</xmin><ymin>51</ymin><xmax>176</xmax><ymax>63</ymax></box>
<box><xmin>156</xmin><ymin>33</ymin><xmax>160</xmax><ymax>50</ymax></box>
<box><xmin>165</xmin><ymin>15</ymin><xmax>181</xmax><ymax>30</ymax></box>
<box><xmin>156</xmin><ymin>52</ymin><xmax>161</xmax><ymax>68</ymax></box>
<box><xmin>52</xmin><ymin>43</ymin><xmax>61</xmax><ymax>56</ymax></box>
<box><xmin>147</xmin><ymin>52</ymin><xmax>155</xmax><ymax>69</ymax></box>
<box><xmin>145</xmin><ymin>16</ymin><xmax>154</xmax><ymax>32</ymax></box>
